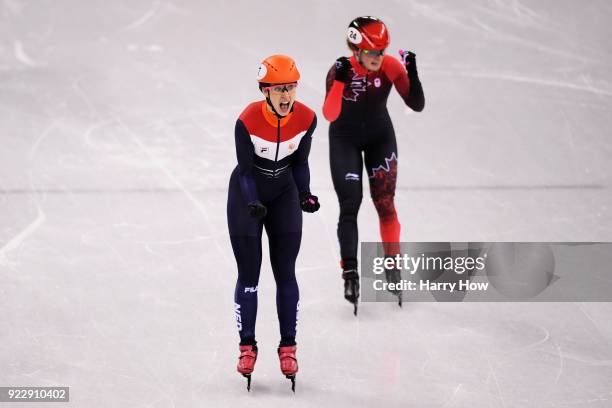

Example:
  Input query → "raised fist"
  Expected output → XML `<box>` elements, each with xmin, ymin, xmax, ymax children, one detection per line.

<box><xmin>334</xmin><ymin>56</ymin><xmax>352</xmax><ymax>83</ymax></box>
<box><xmin>399</xmin><ymin>50</ymin><xmax>419</xmax><ymax>78</ymax></box>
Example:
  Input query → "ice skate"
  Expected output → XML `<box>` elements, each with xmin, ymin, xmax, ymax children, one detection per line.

<box><xmin>385</xmin><ymin>267</ymin><xmax>403</xmax><ymax>307</ymax></box>
<box><xmin>237</xmin><ymin>344</ymin><xmax>258</xmax><ymax>391</ymax></box>
<box><xmin>278</xmin><ymin>345</ymin><xmax>298</xmax><ymax>392</ymax></box>
<box><xmin>342</xmin><ymin>269</ymin><xmax>360</xmax><ymax>315</ymax></box>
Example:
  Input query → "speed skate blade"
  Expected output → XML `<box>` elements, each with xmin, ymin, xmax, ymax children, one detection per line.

<box><xmin>241</xmin><ymin>374</ymin><xmax>251</xmax><ymax>392</ymax></box>
<box><xmin>286</xmin><ymin>375</ymin><xmax>296</xmax><ymax>392</ymax></box>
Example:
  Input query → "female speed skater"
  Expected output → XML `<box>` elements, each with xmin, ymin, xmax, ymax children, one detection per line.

<box><xmin>323</xmin><ymin>16</ymin><xmax>425</xmax><ymax>314</ymax></box>
<box><xmin>227</xmin><ymin>54</ymin><xmax>319</xmax><ymax>391</ymax></box>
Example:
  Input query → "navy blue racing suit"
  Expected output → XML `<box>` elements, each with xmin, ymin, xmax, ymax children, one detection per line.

<box><xmin>228</xmin><ymin>100</ymin><xmax>317</xmax><ymax>347</ymax></box>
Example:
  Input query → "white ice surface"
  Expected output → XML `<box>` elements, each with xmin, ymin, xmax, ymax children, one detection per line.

<box><xmin>1</xmin><ymin>1</ymin><xmax>611</xmax><ymax>407</ymax></box>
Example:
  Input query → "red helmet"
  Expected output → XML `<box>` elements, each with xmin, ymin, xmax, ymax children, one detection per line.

<box><xmin>347</xmin><ymin>16</ymin><xmax>390</xmax><ymax>51</ymax></box>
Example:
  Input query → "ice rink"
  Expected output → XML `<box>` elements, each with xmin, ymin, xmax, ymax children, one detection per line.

<box><xmin>1</xmin><ymin>0</ymin><xmax>612</xmax><ymax>406</ymax></box>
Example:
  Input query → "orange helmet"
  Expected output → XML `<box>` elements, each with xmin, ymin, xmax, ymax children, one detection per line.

<box><xmin>257</xmin><ymin>55</ymin><xmax>300</xmax><ymax>85</ymax></box>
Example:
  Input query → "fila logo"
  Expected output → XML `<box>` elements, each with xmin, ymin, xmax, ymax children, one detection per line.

<box><xmin>260</xmin><ymin>147</ymin><xmax>268</xmax><ymax>153</ymax></box>
<box><xmin>345</xmin><ymin>172</ymin><xmax>360</xmax><ymax>181</ymax></box>
<box><xmin>244</xmin><ymin>286</ymin><xmax>258</xmax><ymax>293</ymax></box>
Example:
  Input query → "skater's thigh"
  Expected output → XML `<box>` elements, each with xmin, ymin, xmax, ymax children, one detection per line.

<box><xmin>329</xmin><ymin>133</ymin><xmax>363</xmax><ymax>201</ymax></box>
<box><xmin>264</xmin><ymin>183</ymin><xmax>302</xmax><ymax>236</ymax></box>
<box><xmin>363</xmin><ymin>129</ymin><xmax>398</xmax><ymax>196</ymax></box>
<box><xmin>228</xmin><ymin>168</ymin><xmax>263</xmax><ymax>237</ymax></box>
<box><xmin>363</xmin><ymin>127</ymin><xmax>397</xmax><ymax>177</ymax></box>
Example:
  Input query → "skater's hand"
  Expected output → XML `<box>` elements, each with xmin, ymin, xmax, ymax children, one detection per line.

<box><xmin>299</xmin><ymin>192</ymin><xmax>320</xmax><ymax>213</ymax></box>
<box><xmin>334</xmin><ymin>57</ymin><xmax>352</xmax><ymax>83</ymax></box>
<box><xmin>399</xmin><ymin>50</ymin><xmax>418</xmax><ymax>78</ymax></box>
<box><xmin>247</xmin><ymin>201</ymin><xmax>267</xmax><ymax>219</ymax></box>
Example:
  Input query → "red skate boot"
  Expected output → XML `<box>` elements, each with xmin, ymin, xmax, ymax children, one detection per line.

<box><xmin>237</xmin><ymin>344</ymin><xmax>257</xmax><ymax>391</ymax></box>
<box><xmin>278</xmin><ymin>345</ymin><xmax>298</xmax><ymax>392</ymax></box>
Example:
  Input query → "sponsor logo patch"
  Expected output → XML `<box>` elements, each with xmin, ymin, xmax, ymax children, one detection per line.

<box><xmin>345</xmin><ymin>172</ymin><xmax>360</xmax><ymax>181</ymax></box>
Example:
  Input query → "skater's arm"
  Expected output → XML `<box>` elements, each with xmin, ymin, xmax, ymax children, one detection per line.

<box><xmin>387</xmin><ymin>54</ymin><xmax>425</xmax><ymax>112</ymax></box>
<box><xmin>323</xmin><ymin>81</ymin><xmax>343</xmax><ymax>122</ymax></box>
<box><xmin>234</xmin><ymin>119</ymin><xmax>259</xmax><ymax>203</ymax></box>
<box><xmin>323</xmin><ymin>59</ymin><xmax>350</xmax><ymax>122</ymax></box>
<box><xmin>292</xmin><ymin>115</ymin><xmax>317</xmax><ymax>194</ymax></box>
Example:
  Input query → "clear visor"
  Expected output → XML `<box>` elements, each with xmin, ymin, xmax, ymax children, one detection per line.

<box><xmin>263</xmin><ymin>83</ymin><xmax>298</xmax><ymax>94</ymax></box>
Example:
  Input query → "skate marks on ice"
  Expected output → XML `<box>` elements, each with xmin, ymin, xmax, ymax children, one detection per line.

<box><xmin>429</xmin><ymin>69</ymin><xmax>612</xmax><ymax>98</ymax></box>
<box><xmin>0</xmin><ymin>205</ymin><xmax>45</xmax><ymax>267</ymax></box>
<box><xmin>2</xmin><ymin>0</ymin><xmax>612</xmax><ymax>407</ymax></box>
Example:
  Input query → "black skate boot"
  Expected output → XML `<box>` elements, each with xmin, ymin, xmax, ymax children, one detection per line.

<box><xmin>385</xmin><ymin>266</ymin><xmax>403</xmax><ymax>307</ymax></box>
<box><xmin>342</xmin><ymin>269</ymin><xmax>360</xmax><ymax>315</ymax></box>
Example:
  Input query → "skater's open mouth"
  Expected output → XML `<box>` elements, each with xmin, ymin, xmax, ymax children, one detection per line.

<box><xmin>279</xmin><ymin>101</ymin><xmax>291</xmax><ymax>112</ymax></box>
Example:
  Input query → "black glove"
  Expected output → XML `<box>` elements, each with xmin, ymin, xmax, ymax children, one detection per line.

<box><xmin>299</xmin><ymin>192</ymin><xmax>320</xmax><ymax>213</ymax></box>
<box><xmin>334</xmin><ymin>56</ymin><xmax>352</xmax><ymax>83</ymax></box>
<box><xmin>247</xmin><ymin>201</ymin><xmax>267</xmax><ymax>219</ymax></box>
<box><xmin>400</xmin><ymin>50</ymin><xmax>419</xmax><ymax>79</ymax></box>
<box><xmin>399</xmin><ymin>49</ymin><xmax>425</xmax><ymax>111</ymax></box>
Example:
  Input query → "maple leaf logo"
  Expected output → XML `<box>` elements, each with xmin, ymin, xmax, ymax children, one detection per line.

<box><xmin>342</xmin><ymin>69</ymin><xmax>368</xmax><ymax>102</ymax></box>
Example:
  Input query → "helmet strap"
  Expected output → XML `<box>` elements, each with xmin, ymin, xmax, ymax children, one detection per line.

<box><xmin>355</xmin><ymin>50</ymin><xmax>367</xmax><ymax>70</ymax></box>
